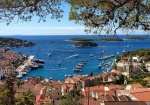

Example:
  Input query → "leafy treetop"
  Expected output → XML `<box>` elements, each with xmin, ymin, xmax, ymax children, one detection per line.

<box><xmin>0</xmin><ymin>0</ymin><xmax>149</xmax><ymax>35</ymax></box>
<box><xmin>67</xmin><ymin>0</ymin><xmax>150</xmax><ymax>35</ymax></box>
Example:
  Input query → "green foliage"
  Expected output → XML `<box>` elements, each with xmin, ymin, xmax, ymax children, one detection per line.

<box><xmin>60</xmin><ymin>88</ymin><xmax>83</xmax><ymax>105</ymax></box>
<box><xmin>125</xmin><ymin>36</ymin><xmax>150</xmax><ymax>40</ymax></box>
<box><xmin>39</xmin><ymin>76</ymin><xmax>44</xmax><ymax>81</ymax></box>
<box><xmin>0</xmin><ymin>73</ymin><xmax>16</xmax><ymax>105</ymax></box>
<box><xmin>67</xmin><ymin>38</ymin><xmax>93</xmax><ymax>42</ymax></box>
<box><xmin>123</xmin><ymin>48</ymin><xmax>150</xmax><ymax>61</ymax></box>
<box><xmin>15</xmin><ymin>91</ymin><xmax>35</xmax><ymax>105</ymax></box>
<box><xmin>112</xmin><ymin>64</ymin><xmax>117</xmax><ymax>70</ymax></box>
<box><xmin>126</xmin><ymin>73</ymin><xmax>150</xmax><ymax>86</ymax></box>
<box><xmin>0</xmin><ymin>0</ymin><xmax>64</xmax><ymax>24</ymax></box>
<box><xmin>74</xmin><ymin>41</ymin><xmax>98</xmax><ymax>47</ymax></box>
<box><xmin>90</xmin><ymin>78</ymin><xmax>103</xmax><ymax>86</ymax></box>
<box><xmin>67</xmin><ymin>0</ymin><xmax>150</xmax><ymax>35</ymax></box>
<box><xmin>0</xmin><ymin>73</ymin><xmax>35</xmax><ymax>105</ymax></box>
<box><xmin>0</xmin><ymin>0</ymin><xmax>149</xmax><ymax>35</ymax></box>
<box><xmin>0</xmin><ymin>37</ymin><xmax>36</xmax><ymax>47</ymax></box>
<box><xmin>100</xmin><ymin>38</ymin><xmax>123</xmax><ymax>42</ymax></box>
<box><xmin>116</xmin><ymin>56</ymin><xmax>121</xmax><ymax>63</ymax></box>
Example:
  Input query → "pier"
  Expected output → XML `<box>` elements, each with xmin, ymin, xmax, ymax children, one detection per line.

<box><xmin>99</xmin><ymin>55</ymin><xmax>115</xmax><ymax>60</ymax></box>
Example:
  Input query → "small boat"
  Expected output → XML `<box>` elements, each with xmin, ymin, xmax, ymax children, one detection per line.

<box><xmin>16</xmin><ymin>74</ymin><xmax>22</xmax><ymax>79</ymax></box>
<box><xmin>77</xmin><ymin>63</ymin><xmax>84</xmax><ymax>66</ymax></box>
<box><xmin>20</xmin><ymin>72</ymin><xmax>27</xmax><ymax>75</ymax></box>
<box><xmin>57</xmin><ymin>62</ymin><xmax>61</xmax><ymax>65</ymax></box>
<box><xmin>102</xmin><ymin>50</ymin><xmax>106</xmax><ymax>53</ymax></box>
<box><xmin>70</xmin><ymin>50</ymin><xmax>74</xmax><ymax>53</ymax></box>
<box><xmin>33</xmin><ymin>59</ymin><xmax>44</xmax><ymax>64</ymax></box>
<box><xmin>48</xmin><ymin>53</ymin><xmax>51</xmax><ymax>56</ymax></box>
<box><xmin>37</xmin><ymin>63</ymin><xmax>44</xmax><ymax>67</ymax></box>
<box><xmin>82</xmin><ymin>60</ymin><xmax>87</xmax><ymax>64</ymax></box>
<box><xmin>98</xmin><ymin>64</ymin><xmax>102</xmax><ymax>68</ymax></box>
<box><xmin>89</xmin><ymin>54</ymin><xmax>94</xmax><ymax>57</ymax></box>
<box><xmin>73</xmin><ymin>68</ymin><xmax>82</xmax><ymax>72</ymax></box>
<box><xmin>127</xmin><ymin>45</ymin><xmax>132</xmax><ymax>47</ymax></box>
<box><xmin>122</xmin><ymin>50</ymin><xmax>125</xmax><ymax>53</ymax></box>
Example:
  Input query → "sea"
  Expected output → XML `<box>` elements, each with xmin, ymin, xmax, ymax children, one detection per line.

<box><xmin>3</xmin><ymin>35</ymin><xmax>150</xmax><ymax>81</ymax></box>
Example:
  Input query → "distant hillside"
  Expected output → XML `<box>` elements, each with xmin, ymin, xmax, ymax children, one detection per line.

<box><xmin>99</xmin><ymin>38</ymin><xmax>123</xmax><ymax>42</ymax></box>
<box><xmin>0</xmin><ymin>37</ymin><xmax>36</xmax><ymax>47</ymax></box>
<box><xmin>65</xmin><ymin>38</ymin><xmax>93</xmax><ymax>42</ymax></box>
<box><xmin>125</xmin><ymin>36</ymin><xmax>150</xmax><ymax>40</ymax></box>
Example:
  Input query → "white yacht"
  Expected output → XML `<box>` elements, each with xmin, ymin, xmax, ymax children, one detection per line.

<box><xmin>89</xmin><ymin>54</ymin><xmax>94</xmax><ymax>57</ymax></box>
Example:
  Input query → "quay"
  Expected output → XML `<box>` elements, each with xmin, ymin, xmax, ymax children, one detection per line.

<box><xmin>15</xmin><ymin>55</ymin><xmax>44</xmax><ymax>79</ymax></box>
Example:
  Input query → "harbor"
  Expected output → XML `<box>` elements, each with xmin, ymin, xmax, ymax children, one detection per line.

<box><xmin>9</xmin><ymin>35</ymin><xmax>150</xmax><ymax>81</ymax></box>
<box><xmin>15</xmin><ymin>55</ymin><xmax>44</xmax><ymax>79</ymax></box>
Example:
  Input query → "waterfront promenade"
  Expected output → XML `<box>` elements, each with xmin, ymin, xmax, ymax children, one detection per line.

<box><xmin>16</xmin><ymin>55</ymin><xmax>34</xmax><ymax>78</ymax></box>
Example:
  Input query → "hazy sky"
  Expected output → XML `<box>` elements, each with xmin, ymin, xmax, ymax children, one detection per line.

<box><xmin>0</xmin><ymin>3</ymin><xmax>146</xmax><ymax>35</ymax></box>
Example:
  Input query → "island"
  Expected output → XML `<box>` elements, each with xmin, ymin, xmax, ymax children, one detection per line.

<box><xmin>74</xmin><ymin>41</ymin><xmax>98</xmax><ymax>47</ymax></box>
<box><xmin>65</xmin><ymin>38</ymin><xmax>93</xmax><ymax>42</ymax></box>
<box><xmin>124</xmin><ymin>36</ymin><xmax>150</xmax><ymax>40</ymax></box>
<box><xmin>0</xmin><ymin>37</ymin><xmax>36</xmax><ymax>47</ymax></box>
<box><xmin>99</xmin><ymin>38</ymin><xmax>123</xmax><ymax>42</ymax></box>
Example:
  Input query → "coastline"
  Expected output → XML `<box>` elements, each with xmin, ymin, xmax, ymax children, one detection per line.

<box><xmin>7</xmin><ymin>35</ymin><xmax>150</xmax><ymax>81</ymax></box>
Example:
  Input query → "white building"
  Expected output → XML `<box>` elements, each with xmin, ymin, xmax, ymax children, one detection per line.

<box><xmin>145</xmin><ymin>62</ymin><xmax>150</xmax><ymax>72</ymax></box>
<box><xmin>132</xmin><ymin>56</ymin><xmax>141</xmax><ymax>62</ymax></box>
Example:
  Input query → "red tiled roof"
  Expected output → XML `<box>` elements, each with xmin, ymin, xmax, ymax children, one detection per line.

<box><xmin>80</xmin><ymin>97</ymin><xmax>99</xmax><ymax>105</ymax></box>
<box><xmin>107</xmin><ymin>84</ymin><xmax>123</xmax><ymax>90</ymax></box>
<box><xmin>122</xmin><ymin>88</ymin><xmax>150</xmax><ymax>94</ymax></box>
<box><xmin>130</xmin><ymin>83</ymin><xmax>143</xmax><ymax>89</ymax></box>
<box><xmin>120</xmin><ymin>88</ymin><xmax>150</xmax><ymax>102</ymax></box>
<box><xmin>65</xmin><ymin>77</ymin><xmax>74</xmax><ymax>83</ymax></box>
<box><xmin>85</xmin><ymin>86</ymin><xmax>104</xmax><ymax>92</ymax></box>
<box><xmin>105</xmin><ymin>101</ymin><xmax>147</xmax><ymax>105</ymax></box>
<box><xmin>97</xmin><ymin>90</ymin><xmax>115</xmax><ymax>96</ymax></box>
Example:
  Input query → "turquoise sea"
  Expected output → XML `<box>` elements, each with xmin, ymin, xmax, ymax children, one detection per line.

<box><xmin>3</xmin><ymin>35</ymin><xmax>150</xmax><ymax>81</ymax></box>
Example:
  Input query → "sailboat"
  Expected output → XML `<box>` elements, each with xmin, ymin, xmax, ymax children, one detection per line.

<box><xmin>123</xmin><ymin>42</ymin><xmax>125</xmax><ymax>53</ymax></box>
<box><xmin>117</xmin><ymin>52</ymin><xmax>119</xmax><ymax>55</ymax></box>
<box><xmin>33</xmin><ymin>46</ymin><xmax>44</xmax><ymax>63</ymax></box>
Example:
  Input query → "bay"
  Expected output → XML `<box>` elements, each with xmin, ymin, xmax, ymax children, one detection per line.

<box><xmin>3</xmin><ymin>35</ymin><xmax>150</xmax><ymax>81</ymax></box>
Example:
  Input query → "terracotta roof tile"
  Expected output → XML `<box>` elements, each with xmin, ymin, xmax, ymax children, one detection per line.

<box><xmin>85</xmin><ymin>86</ymin><xmax>104</xmax><ymax>92</ymax></box>
<box><xmin>107</xmin><ymin>84</ymin><xmax>123</xmax><ymax>90</ymax></box>
<box><xmin>104</xmin><ymin>101</ymin><xmax>147</xmax><ymax>105</ymax></box>
<box><xmin>130</xmin><ymin>83</ymin><xmax>143</xmax><ymax>89</ymax></box>
<box><xmin>119</xmin><ymin>88</ymin><xmax>150</xmax><ymax>102</ymax></box>
<box><xmin>131</xmin><ymin>91</ymin><xmax>150</xmax><ymax>101</ymax></box>
<box><xmin>65</xmin><ymin>77</ymin><xmax>74</xmax><ymax>83</ymax></box>
<box><xmin>80</xmin><ymin>97</ymin><xmax>99</xmax><ymax>105</ymax></box>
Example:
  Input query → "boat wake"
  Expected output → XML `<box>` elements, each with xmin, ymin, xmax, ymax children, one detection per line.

<box><xmin>47</xmin><ymin>68</ymin><xmax>67</xmax><ymax>71</ymax></box>
<box><xmin>65</xmin><ymin>54</ymin><xmax>79</xmax><ymax>59</ymax></box>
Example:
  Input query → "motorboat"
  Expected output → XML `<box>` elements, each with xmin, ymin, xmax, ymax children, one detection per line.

<box><xmin>57</xmin><ymin>62</ymin><xmax>61</xmax><ymax>65</ymax></box>
<box><xmin>16</xmin><ymin>74</ymin><xmax>22</xmax><ymax>79</ymax></box>
<box><xmin>48</xmin><ymin>53</ymin><xmax>51</xmax><ymax>56</ymax></box>
<box><xmin>89</xmin><ymin>54</ymin><xmax>94</xmax><ymax>57</ymax></box>
<box><xmin>33</xmin><ymin>59</ymin><xmax>44</xmax><ymax>64</ymax></box>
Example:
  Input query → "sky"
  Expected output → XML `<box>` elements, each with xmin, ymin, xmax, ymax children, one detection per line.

<box><xmin>0</xmin><ymin>2</ymin><xmax>147</xmax><ymax>36</ymax></box>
